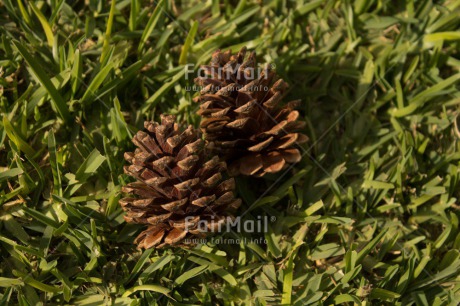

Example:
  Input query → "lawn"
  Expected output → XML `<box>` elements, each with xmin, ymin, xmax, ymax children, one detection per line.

<box><xmin>1</xmin><ymin>0</ymin><xmax>460</xmax><ymax>305</ymax></box>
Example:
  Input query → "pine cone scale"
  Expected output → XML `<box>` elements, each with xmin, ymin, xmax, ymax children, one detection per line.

<box><xmin>248</xmin><ymin>137</ymin><xmax>274</xmax><ymax>152</ymax></box>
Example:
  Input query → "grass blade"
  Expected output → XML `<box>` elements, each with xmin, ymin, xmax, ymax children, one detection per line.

<box><xmin>122</xmin><ymin>284</ymin><xmax>171</xmax><ymax>298</ymax></box>
<box><xmin>29</xmin><ymin>2</ymin><xmax>54</xmax><ymax>47</ymax></box>
<box><xmin>48</xmin><ymin>131</ymin><xmax>62</xmax><ymax>196</ymax></box>
<box><xmin>138</xmin><ymin>0</ymin><xmax>164</xmax><ymax>53</ymax></box>
<box><xmin>2</xmin><ymin>116</ymin><xmax>35</xmax><ymax>156</ymax></box>
<box><xmin>179</xmin><ymin>20</ymin><xmax>199</xmax><ymax>65</ymax></box>
<box><xmin>12</xmin><ymin>40</ymin><xmax>70</xmax><ymax>122</ymax></box>
<box><xmin>100</xmin><ymin>0</ymin><xmax>116</xmax><ymax>63</ymax></box>
<box><xmin>81</xmin><ymin>63</ymin><xmax>114</xmax><ymax>105</ymax></box>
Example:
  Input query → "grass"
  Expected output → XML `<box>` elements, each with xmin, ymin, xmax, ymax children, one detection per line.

<box><xmin>1</xmin><ymin>0</ymin><xmax>460</xmax><ymax>305</ymax></box>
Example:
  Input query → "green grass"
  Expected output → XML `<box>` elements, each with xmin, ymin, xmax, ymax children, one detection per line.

<box><xmin>1</xmin><ymin>0</ymin><xmax>460</xmax><ymax>305</ymax></box>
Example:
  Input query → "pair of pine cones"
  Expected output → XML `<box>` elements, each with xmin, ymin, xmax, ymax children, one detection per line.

<box><xmin>121</xmin><ymin>48</ymin><xmax>308</xmax><ymax>249</ymax></box>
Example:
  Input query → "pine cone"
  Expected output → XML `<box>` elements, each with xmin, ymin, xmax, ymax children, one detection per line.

<box><xmin>194</xmin><ymin>47</ymin><xmax>308</xmax><ymax>177</ymax></box>
<box><xmin>120</xmin><ymin>115</ymin><xmax>241</xmax><ymax>249</ymax></box>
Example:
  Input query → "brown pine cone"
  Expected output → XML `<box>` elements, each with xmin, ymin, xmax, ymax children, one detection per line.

<box><xmin>120</xmin><ymin>115</ymin><xmax>241</xmax><ymax>249</ymax></box>
<box><xmin>194</xmin><ymin>47</ymin><xmax>308</xmax><ymax>177</ymax></box>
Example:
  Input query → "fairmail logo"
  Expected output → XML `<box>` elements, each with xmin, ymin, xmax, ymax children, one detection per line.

<box><xmin>184</xmin><ymin>215</ymin><xmax>275</xmax><ymax>233</ymax></box>
<box><xmin>184</xmin><ymin>63</ymin><xmax>274</xmax><ymax>81</ymax></box>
